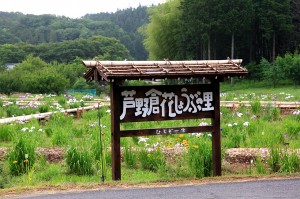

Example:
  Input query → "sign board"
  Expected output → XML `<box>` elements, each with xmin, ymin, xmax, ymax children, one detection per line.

<box><xmin>119</xmin><ymin>85</ymin><xmax>214</xmax><ymax>122</ymax></box>
<box><xmin>82</xmin><ymin>59</ymin><xmax>248</xmax><ymax>181</ymax></box>
<box><xmin>110</xmin><ymin>81</ymin><xmax>221</xmax><ymax>180</ymax></box>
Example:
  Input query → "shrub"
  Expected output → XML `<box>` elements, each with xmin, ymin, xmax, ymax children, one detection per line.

<box><xmin>69</xmin><ymin>102</ymin><xmax>83</xmax><ymax>109</ymax></box>
<box><xmin>0</xmin><ymin>107</ymin><xmax>4</xmax><ymax>118</ymax></box>
<box><xmin>250</xmin><ymin>101</ymin><xmax>262</xmax><ymax>115</ymax></box>
<box><xmin>188</xmin><ymin>140</ymin><xmax>212</xmax><ymax>178</ymax></box>
<box><xmin>51</xmin><ymin>130</ymin><xmax>68</xmax><ymax>146</ymax></box>
<box><xmin>139</xmin><ymin>149</ymin><xmax>165</xmax><ymax>172</ymax></box>
<box><xmin>267</xmin><ymin>148</ymin><xmax>280</xmax><ymax>172</ymax></box>
<box><xmin>57</xmin><ymin>97</ymin><xmax>66</xmax><ymax>106</ymax></box>
<box><xmin>0</xmin><ymin>125</ymin><xmax>13</xmax><ymax>142</ymax></box>
<box><xmin>124</xmin><ymin>146</ymin><xmax>137</xmax><ymax>168</ymax></box>
<box><xmin>8</xmin><ymin>138</ymin><xmax>35</xmax><ymax>176</ymax></box>
<box><xmin>38</xmin><ymin>103</ymin><xmax>51</xmax><ymax>113</ymax></box>
<box><xmin>283</xmin><ymin>119</ymin><xmax>300</xmax><ymax>138</ymax></box>
<box><xmin>21</xmin><ymin>106</ymin><xmax>38</xmax><ymax>115</ymax></box>
<box><xmin>6</xmin><ymin>105</ymin><xmax>22</xmax><ymax>117</ymax></box>
<box><xmin>44</xmin><ymin>127</ymin><xmax>53</xmax><ymax>137</ymax></box>
<box><xmin>255</xmin><ymin>156</ymin><xmax>266</xmax><ymax>174</ymax></box>
<box><xmin>279</xmin><ymin>150</ymin><xmax>300</xmax><ymax>173</ymax></box>
<box><xmin>66</xmin><ymin>147</ymin><xmax>94</xmax><ymax>175</ymax></box>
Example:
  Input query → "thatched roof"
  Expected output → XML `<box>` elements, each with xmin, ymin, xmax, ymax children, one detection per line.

<box><xmin>82</xmin><ymin>59</ymin><xmax>247</xmax><ymax>82</ymax></box>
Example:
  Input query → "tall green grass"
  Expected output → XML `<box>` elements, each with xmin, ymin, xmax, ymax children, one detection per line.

<box><xmin>66</xmin><ymin>146</ymin><xmax>94</xmax><ymax>175</ymax></box>
<box><xmin>8</xmin><ymin>137</ymin><xmax>35</xmax><ymax>176</ymax></box>
<box><xmin>188</xmin><ymin>139</ymin><xmax>212</xmax><ymax>178</ymax></box>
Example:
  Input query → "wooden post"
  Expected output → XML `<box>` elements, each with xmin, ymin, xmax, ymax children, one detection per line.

<box><xmin>211</xmin><ymin>79</ymin><xmax>221</xmax><ymax>176</ymax></box>
<box><xmin>110</xmin><ymin>81</ymin><xmax>121</xmax><ymax>180</ymax></box>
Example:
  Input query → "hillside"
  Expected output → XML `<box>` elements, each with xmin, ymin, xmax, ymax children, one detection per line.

<box><xmin>0</xmin><ymin>6</ymin><xmax>149</xmax><ymax>61</ymax></box>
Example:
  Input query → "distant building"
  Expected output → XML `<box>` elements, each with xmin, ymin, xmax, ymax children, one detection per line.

<box><xmin>4</xmin><ymin>63</ymin><xmax>18</xmax><ymax>70</ymax></box>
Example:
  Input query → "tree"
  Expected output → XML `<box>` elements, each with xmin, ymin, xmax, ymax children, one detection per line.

<box><xmin>0</xmin><ymin>71</ymin><xmax>20</xmax><ymax>96</ymax></box>
<box><xmin>260</xmin><ymin>57</ymin><xmax>284</xmax><ymax>87</ymax></box>
<box><xmin>179</xmin><ymin>0</ymin><xmax>221</xmax><ymax>60</ymax></box>
<box><xmin>142</xmin><ymin>0</ymin><xmax>182</xmax><ymax>60</ymax></box>
<box><xmin>217</xmin><ymin>0</ymin><xmax>253</xmax><ymax>59</ymax></box>
<box><xmin>276</xmin><ymin>52</ymin><xmax>300</xmax><ymax>86</ymax></box>
<box><xmin>255</xmin><ymin>0</ymin><xmax>293</xmax><ymax>61</ymax></box>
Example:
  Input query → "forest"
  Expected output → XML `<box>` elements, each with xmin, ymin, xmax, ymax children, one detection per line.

<box><xmin>0</xmin><ymin>0</ymin><xmax>300</xmax><ymax>94</ymax></box>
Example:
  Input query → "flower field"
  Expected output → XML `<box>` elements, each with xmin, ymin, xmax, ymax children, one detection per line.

<box><xmin>0</xmin><ymin>86</ymin><xmax>299</xmax><ymax>189</ymax></box>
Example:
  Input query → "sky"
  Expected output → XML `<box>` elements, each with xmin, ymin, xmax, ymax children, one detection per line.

<box><xmin>0</xmin><ymin>0</ymin><xmax>166</xmax><ymax>18</ymax></box>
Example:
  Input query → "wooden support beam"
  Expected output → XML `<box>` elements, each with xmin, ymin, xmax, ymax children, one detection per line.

<box><xmin>110</xmin><ymin>82</ymin><xmax>121</xmax><ymax>180</ymax></box>
<box><xmin>211</xmin><ymin>80</ymin><xmax>222</xmax><ymax>176</ymax></box>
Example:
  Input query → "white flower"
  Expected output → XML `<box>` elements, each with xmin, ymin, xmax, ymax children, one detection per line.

<box><xmin>227</xmin><ymin>123</ymin><xmax>233</xmax><ymax>127</ymax></box>
<box><xmin>153</xmin><ymin>142</ymin><xmax>159</xmax><ymax>148</ymax></box>
<box><xmin>106</xmin><ymin>110</ymin><xmax>111</xmax><ymax>113</ymax></box>
<box><xmin>38</xmin><ymin>129</ymin><xmax>43</xmax><ymax>132</ymax></box>
<box><xmin>292</xmin><ymin>110</ymin><xmax>300</xmax><ymax>115</ymax></box>
<box><xmin>29</xmin><ymin>129</ymin><xmax>33</xmax><ymax>132</ymax></box>
<box><xmin>138</xmin><ymin>137</ymin><xmax>149</xmax><ymax>143</ymax></box>
<box><xmin>237</xmin><ymin>112</ymin><xmax>243</xmax><ymax>117</ymax></box>
<box><xmin>88</xmin><ymin>122</ymin><xmax>97</xmax><ymax>127</ymax></box>
<box><xmin>233</xmin><ymin>122</ymin><xmax>238</xmax><ymax>126</ymax></box>
<box><xmin>21</xmin><ymin>127</ymin><xmax>28</xmax><ymax>132</ymax></box>
<box><xmin>199</xmin><ymin>122</ymin><xmax>209</xmax><ymax>126</ymax></box>
<box><xmin>147</xmin><ymin>148</ymin><xmax>154</xmax><ymax>152</ymax></box>
<box><xmin>31</xmin><ymin>126</ymin><xmax>35</xmax><ymax>130</ymax></box>
<box><xmin>207</xmin><ymin>133</ymin><xmax>212</xmax><ymax>137</ymax></box>
<box><xmin>192</xmin><ymin>133</ymin><xmax>203</xmax><ymax>137</ymax></box>
<box><xmin>243</xmin><ymin>121</ymin><xmax>249</xmax><ymax>126</ymax></box>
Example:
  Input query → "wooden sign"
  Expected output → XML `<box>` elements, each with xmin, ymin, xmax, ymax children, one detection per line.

<box><xmin>110</xmin><ymin>81</ymin><xmax>221</xmax><ymax>180</ymax></box>
<box><xmin>83</xmin><ymin>59</ymin><xmax>248</xmax><ymax>181</ymax></box>
<box><xmin>119</xmin><ymin>84</ymin><xmax>215</xmax><ymax>122</ymax></box>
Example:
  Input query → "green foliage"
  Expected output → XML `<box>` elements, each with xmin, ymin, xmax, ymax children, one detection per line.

<box><xmin>283</xmin><ymin>118</ymin><xmax>300</xmax><ymax>138</ymax></box>
<box><xmin>8</xmin><ymin>137</ymin><xmax>35</xmax><ymax>176</ymax></box>
<box><xmin>250</xmin><ymin>101</ymin><xmax>262</xmax><ymax>115</ymax></box>
<box><xmin>6</xmin><ymin>105</ymin><xmax>22</xmax><ymax>117</ymax></box>
<box><xmin>38</xmin><ymin>103</ymin><xmax>51</xmax><ymax>113</ymax></box>
<box><xmin>0</xmin><ymin>8</ymin><xmax>148</xmax><ymax>60</ymax></box>
<box><xmin>0</xmin><ymin>107</ymin><xmax>4</xmax><ymax>118</ymax></box>
<box><xmin>260</xmin><ymin>58</ymin><xmax>284</xmax><ymax>87</ymax></box>
<box><xmin>142</xmin><ymin>0</ymin><xmax>182</xmax><ymax>60</ymax></box>
<box><xmin>262</xmin><ymin>104</ymin><xmax>281</xmax><ymax>121</ymax></box>
<box><xmin>124</xmin><ymin>146</ymin><xmax>137</xmax><ymax>168</ymax></box>
<box><xmin>0</xmin><ymin>125</ymin><xmax>14</xmax><ymax>142</ymax></box>
<box><xmin>139</xmin><ymin>149</ymin><xmax>165</xmax><ymax>172</ymax></box>
<box><xmin>276</xmin><ymin>52</ymin><xmax>300</xmax><ymax>86</ymax></box>
<box><xmin>188</xmin><ymin>140</ymin><xmax>212</xmax><ymax>178</ymax></box>
<box><xmin>51</xmin><ymin>130</ymin><xmax>68</xmax><ymax>146</ymax></box>
<box><xmin>255</xmin><ymin>156</ymin><xmax>266</xmax><ymax>174</ymax></box>
<box><xmin>267</xmin><ymin>148</ymin><xmax>280</xmax><ymax>172</ymax></box>
<box><xmin>267</xmin><ymin>148</ymin><xmax>300</xmax><ymax>173</ymax></box>
<box><xmin>66</xmin><ymin>147</ymin><xmax>94</xmax><ymax>175</ymax></box>
<box><xmin>0</xmin><ymin>71</ymin><xmax>20</xmax><ymax>96</ymax></box>
<box><xmin>279</xmin><ymin>150</ymin><xmax>299</xmax><ymax>173</ymax></box>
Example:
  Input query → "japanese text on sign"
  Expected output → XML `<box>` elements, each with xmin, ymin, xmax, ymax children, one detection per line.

<box><xmin>120</xmin><ymin>88</ymin><xmax>214</xmax><ymax>120</ymax></box>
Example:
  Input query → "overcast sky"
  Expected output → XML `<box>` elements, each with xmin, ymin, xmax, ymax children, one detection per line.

<box><xmin>0</xmin><ymin>0</ymin><xmax>166</xmax><ymax>18</ymax></box>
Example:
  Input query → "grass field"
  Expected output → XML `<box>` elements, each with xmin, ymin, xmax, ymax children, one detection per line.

<box><xmin>0</xmin><ymin>82</ymin><xmax>299</xmax><ymax>192</ymax></box>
